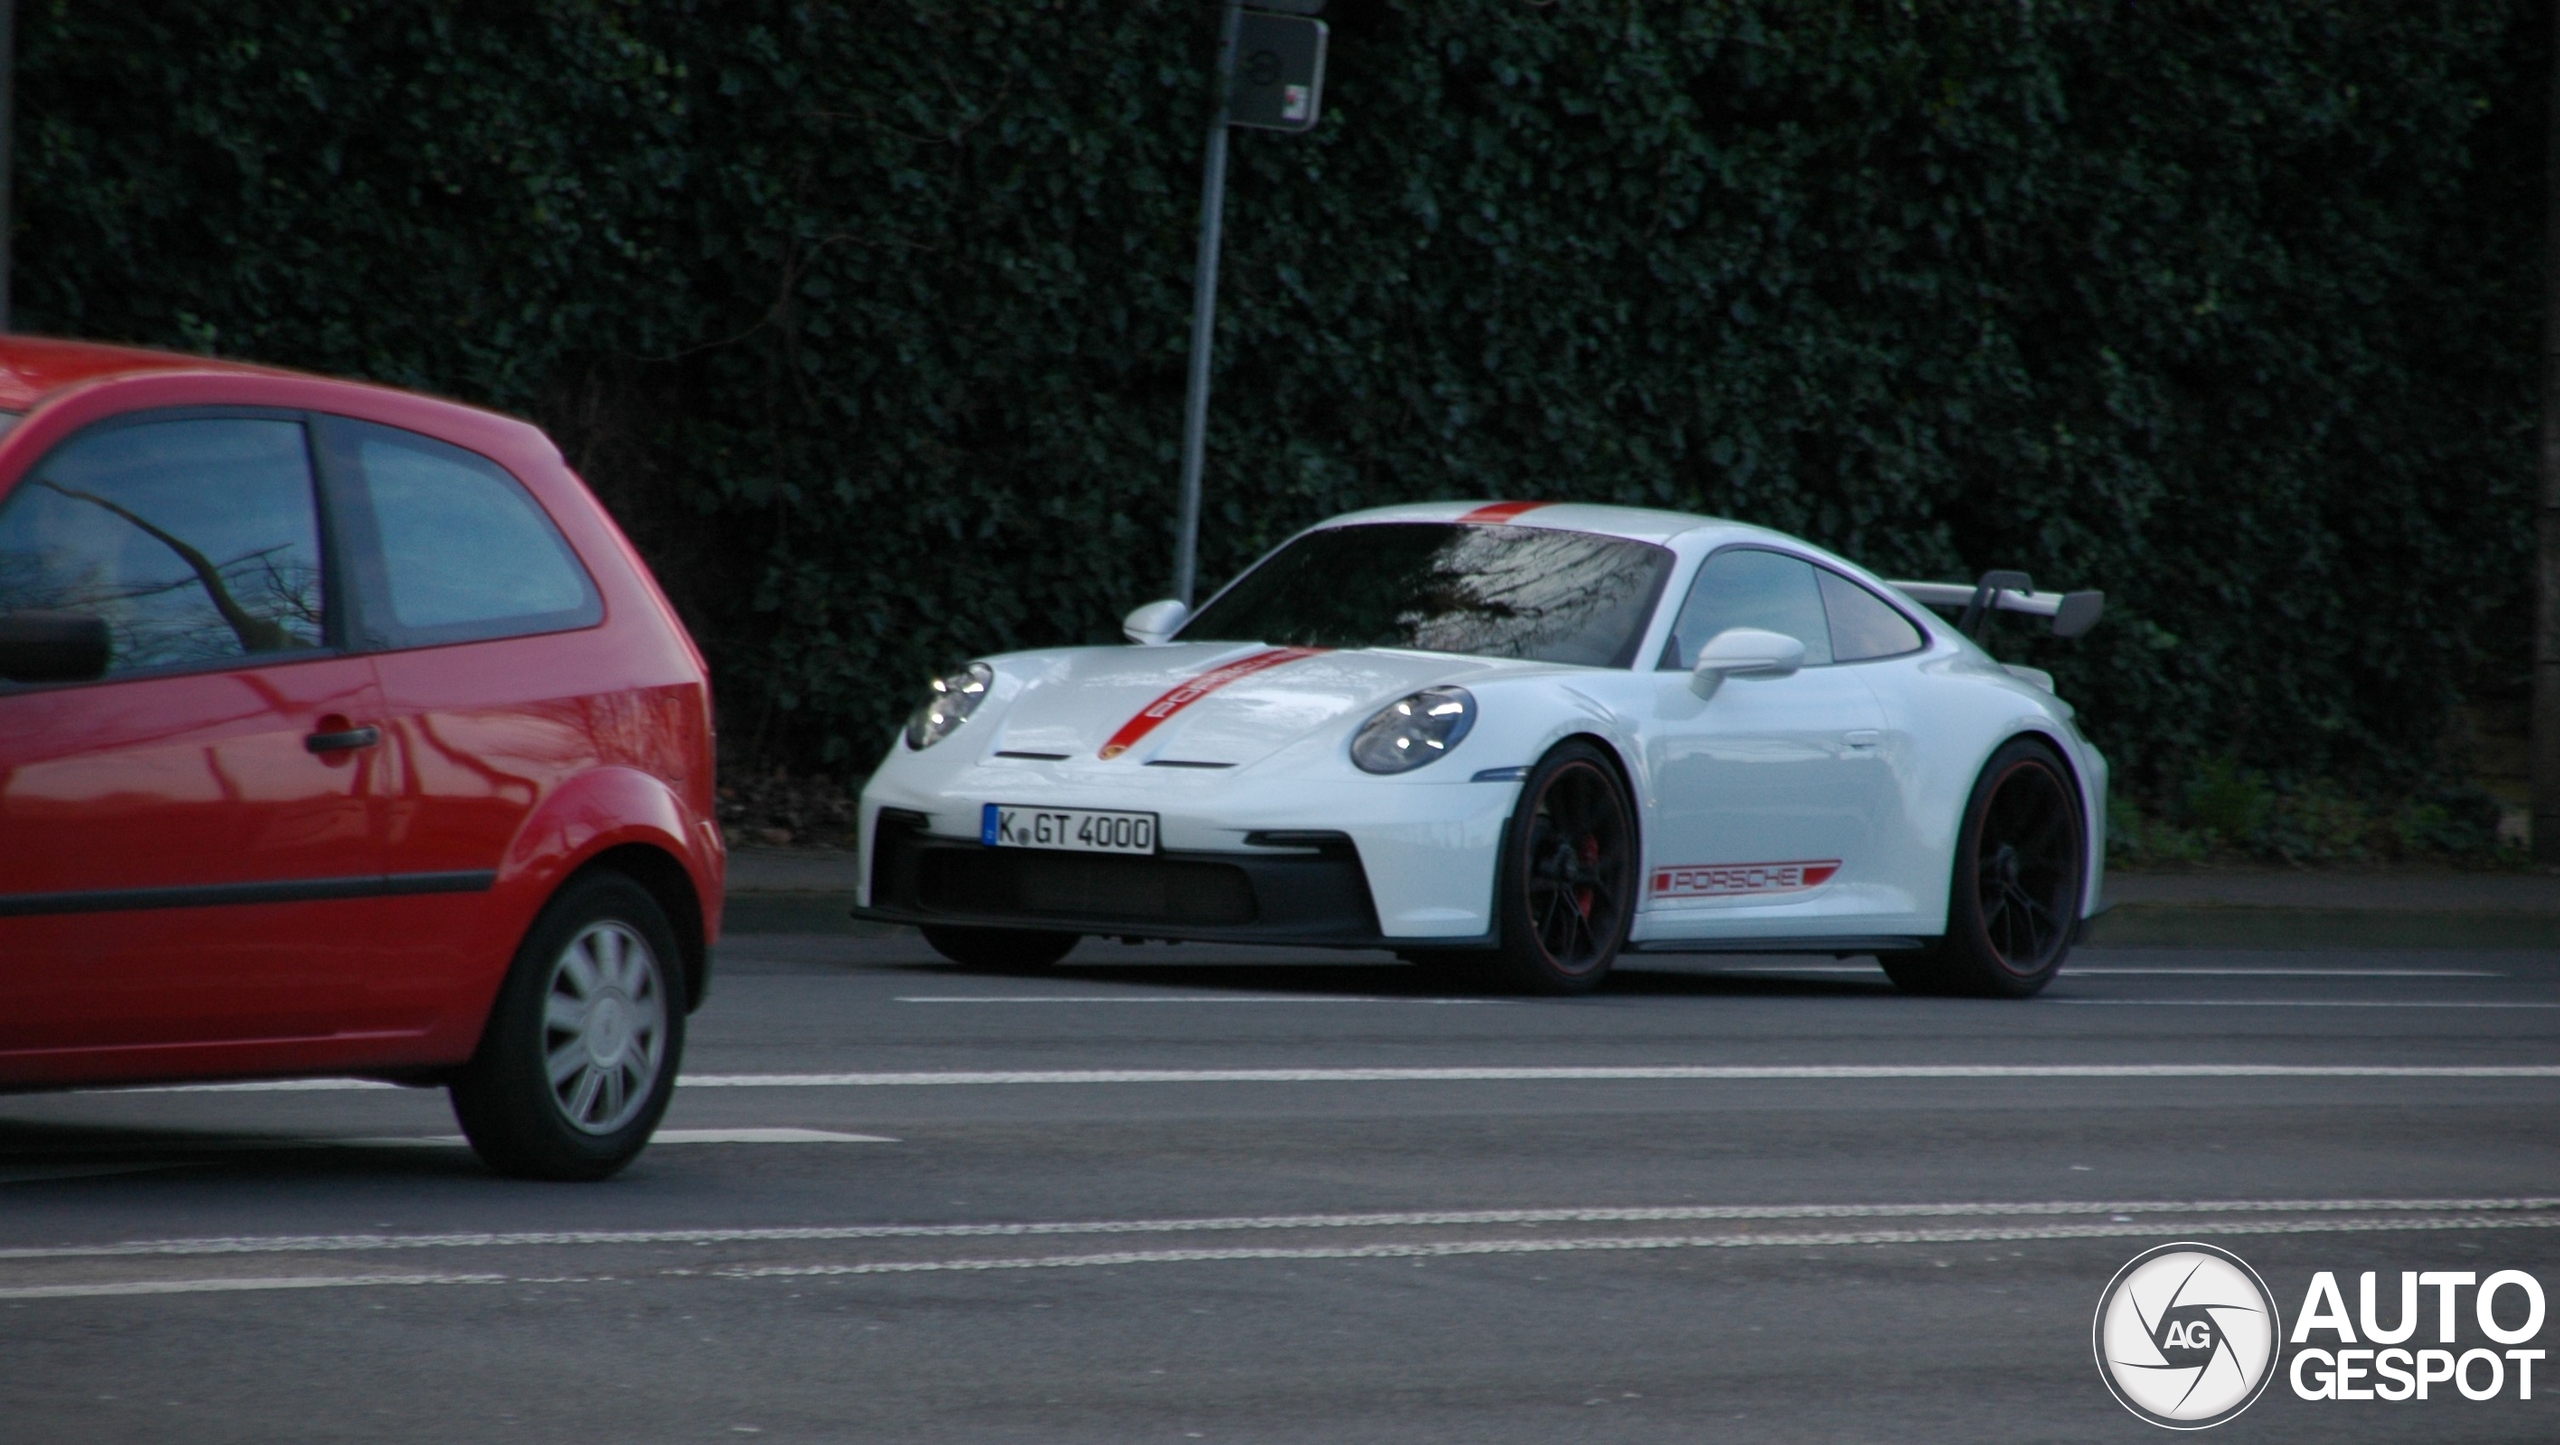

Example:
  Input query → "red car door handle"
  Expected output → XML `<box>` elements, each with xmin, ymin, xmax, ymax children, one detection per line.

<box><xmin>305</xmin><ymin>724</ymin><xmax>382</xmax><ymax>754</ymax></box>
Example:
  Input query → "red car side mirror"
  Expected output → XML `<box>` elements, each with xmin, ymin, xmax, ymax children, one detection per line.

<box><xmin>0</xmin><ymin>611</ymin><xmax>111</xmax><ymax>683</ymax></box>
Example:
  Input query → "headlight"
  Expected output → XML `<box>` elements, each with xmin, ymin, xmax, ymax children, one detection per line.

<box><xmin>904</xmin><ymin>662</ymin><xmax>993</xmax><ymax>750</ymax></box>
<box><xmin>1349</xmin><ymin>686</ymin><xmax>1476</xmax><ymax>774</ymax></box>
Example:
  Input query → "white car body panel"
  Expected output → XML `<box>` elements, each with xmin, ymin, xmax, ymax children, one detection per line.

<box><xmin>859</xmin><ymin>502</ymin><xmax>2108</xmax><ymax>949</ymax></box>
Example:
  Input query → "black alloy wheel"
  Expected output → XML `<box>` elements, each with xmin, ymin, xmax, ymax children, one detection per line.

<box><xmin>1881</xmin><ymin>737</ymin><xmax>2084</xmax><ymax>999</ymax></box>
<box><xmin>1492</xmin><ymin>741</ymin><xmax>1638</xmax><ymax>995</ymax></box>
<box><xmin>920</xmin><ymin>924</ymin><xmax>1080</xmax><ymax>970</ymax></box>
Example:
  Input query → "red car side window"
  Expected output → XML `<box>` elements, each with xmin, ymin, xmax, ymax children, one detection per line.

<box><xmin>0</xmin><ymin>416</ymin><xmax>327</xmax><ymax>678</ymax></box>
<box><xmin>320</xmin><ymin>416</ymin><xmax>602</xmax><ymax>651</ymax></box>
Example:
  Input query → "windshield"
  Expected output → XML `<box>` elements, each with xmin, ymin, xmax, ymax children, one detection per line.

<box><xmin>1178</xmin><ymin>522</ymin><xmax>1674</xmax><ymax>668</ymax></box>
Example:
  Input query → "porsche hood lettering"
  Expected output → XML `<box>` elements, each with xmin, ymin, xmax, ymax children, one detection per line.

<box><xmin>1650</xmin><ymin>860</ymin><xmax>1842</xmax><ymax>898</ymax></box>
<box><xmin>1097</xmin><ymin>647</ymin><xmax>1330</xmax><ymax>759</ymax></box>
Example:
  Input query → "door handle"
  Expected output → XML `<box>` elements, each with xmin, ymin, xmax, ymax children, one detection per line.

<box><xmin>1843</xmin><ymin>730</ymin><xmax>1882</xmax><ymax>748</ymax></box>
<box><xmin>305</xmin><ymin>724</ymin><xmax>382</xmax><ymax>754</ymax></box>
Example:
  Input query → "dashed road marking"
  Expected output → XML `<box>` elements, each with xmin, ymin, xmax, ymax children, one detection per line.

<box><xmin>12</xmin><ymin>1206</ymin><xmax>2560</xmax><ymax>1301</ymax></box>
<box><xmin>0</xmin><ymin>1273</ymin><xmax>507</xmax><ymax>1301</ymax></box>
<box><xmin>718</xmin><ymin>1213</ymin><xmax>2560</xmax><ymax>1281</ymax></box>
<box><xmin>345</xmin><ymin>1128</ymin><xmax>893</xmax><ymax>1148</ymax></box>
<box><xmin>6</xmin><ymin>1195</ymin><xmax>2552</xmax><ymax>1262</ymax></box>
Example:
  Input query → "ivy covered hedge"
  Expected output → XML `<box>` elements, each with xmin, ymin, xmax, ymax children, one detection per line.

<box><xmin>17</xmin><ymin>1</ymin><xmax>2543</xmax><ymax>820</ymax></box>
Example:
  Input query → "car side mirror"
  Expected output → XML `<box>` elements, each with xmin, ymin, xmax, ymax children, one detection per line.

<box><xmin>1122</xmin><ymin>598</ymin><xmax>1190</xmax><ymax>646</ymax></box>
<box><xmin>1690</xmin><ymin>626</ymin><xmax>1805</xmax><ymax>699</ymax></box>
<box><xmin>0</xmin><ymin>611</ymin><xmax>111</xmax><ymax>684</ymax></box>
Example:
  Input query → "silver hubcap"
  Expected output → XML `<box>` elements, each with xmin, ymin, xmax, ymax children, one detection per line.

<box><xmin>542</xmin><ymin>920</ymin><xmax>667</xmax><ymax>1136</ymax></box>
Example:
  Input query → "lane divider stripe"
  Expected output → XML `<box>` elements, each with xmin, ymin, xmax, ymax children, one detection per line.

<box><xmin>9</xmin><ymin>1197</ymin><xmax>2553</xmax><ymax>1261</ymax></box>
<box><xmin>16</xmin><ymin>1215</ymin><xmax>2560</xmax><ymax>1301</ymax></box>
<box><xmin>128</xmin><ymin>1063</ymin><xmax>2560</xmax><ymax>1093</ymax></box>
<box><xmin>2047</xmin><ymin>1000</ymin><xmax>2560</xmax><ymax>1009</ymax></box>
<box><xmin>672</xmin><ymin>1064</ymin><xmax>2560</xmax><ymax>1086</ymax></box>
<box><xmin>719</xmin><ymin>1214</ymin><xmax>2560</xmax><ymax>1280</ymax></box>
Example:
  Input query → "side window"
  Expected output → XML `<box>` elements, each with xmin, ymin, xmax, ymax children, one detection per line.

<box><xmin>1816</xmin><ymin>568</ymin><xmax>1925</xmax><ymax>662</ymax></box>
<box><xmin>1659</xmin><ymin>548</ymin><xmax>1833</xmax><ymax>670</ymax></box>
<box><xmin>0</xmin><ymin>417</ymin><xmax>325</xmax><ymax>677</ymax></box>
<box><xmin>328</xmin><ymin>419</ymin><xmax>601</xmax><ymax>648</ymax></box>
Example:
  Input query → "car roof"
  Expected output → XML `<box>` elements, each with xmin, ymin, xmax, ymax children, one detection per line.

<box><xmin>0</xmin><ymin>335</ymin><xmax>289</xmax><ymax>411</ymax></box>
<box><xmin>1311</xmin><ymin>500</ymin><xmax>1798</xmax><ymax>551</ymax></box>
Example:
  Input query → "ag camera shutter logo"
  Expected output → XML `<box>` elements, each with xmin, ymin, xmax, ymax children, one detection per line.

<box><xmin>2093</xmin><ymin>1242</ymin><xmax>2282</xmax><ymax>1429</ymax></box>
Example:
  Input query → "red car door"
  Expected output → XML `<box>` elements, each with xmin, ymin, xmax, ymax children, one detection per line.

<box><xmin>0</xmin><ymin>411</ymin><xmax>397</xmax><ymax>1073</ymax></box>
<box><xmin>314</xmin><ymin>415</ymin><xmax>616</xmax><ymax>1017</ymax></box>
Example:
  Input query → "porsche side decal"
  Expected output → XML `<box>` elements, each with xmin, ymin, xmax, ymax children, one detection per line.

<box><xmin>1098</xmin><ymin>647</ymin><xmax>1330</xmax><ymax>759</ymax></box>
<box><xmin>1458</xmin><ymin>500</ymin><xmax>1549</xmax><ymax>524</ymax></box>
<box><xmin>1650</xmin><ymin>860</ymin><xmax>1842</xmax><ymax>898</ymax></box>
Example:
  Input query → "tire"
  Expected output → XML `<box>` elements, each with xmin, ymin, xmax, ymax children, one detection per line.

<box><xmin>450</xmin><ymin>871</ymin><xmax>687</xmax><ymax>1182</ymax></box>
<box><xmin>1883</xmin><ymin>737</ymin><xmax>2086</xmax><ymax>999</ymax></box>
<box><xmin>920</xmin><ymin>924</ymin><xmax>1080</xmax><ymax>970</ymax></box>
<box><xmin>1489</xmin><ymin>740</ymin><xmax>1639</xmax><ymax>995</ymax></box>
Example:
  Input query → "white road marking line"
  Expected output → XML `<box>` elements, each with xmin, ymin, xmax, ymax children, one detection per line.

<box><xmin>720</xmin><ymin>1213</ymin><xmax>2560</xmax><ymax>1281</ymax></box>
<box><xmin>109</xmin><ymin>1061</ymin><xmax>2560</xmax><ymax>1095</ymax></box>
<box><xmin>343</xmin><ymin>1128</ymin><xmax>893</xmax><ymax>1148</ymax></box>
<box><xmin>6</xmin><ymin>1197</ymin><xmax>2550</xmax><ymax>1262</ymax></box>
<box><xmin>674</xmin><ymin>1064</ymin><xmax>2560</xmax><ymax>1087</ymax></box>
<box><xmin>646</xmin><ymin>1128</ymin><xmax>897</xmax><ymax>1144</ymax></box>
<box><xmin>1712</xmin><ymin>965</ymin><xmax>2503</xmax><ymax>977</ymax></box>
<box><xmin>2068</xmin><ymin>968</ymin><xmax>2505</xmax><ymax>977</ymax></box>
<box><xmin>0</xmin><ymin>1273</ymin><xmax>507</xmax><ymax>1301</ymax></box>
<box><xmin>16</xmin><ymin>1213</ymin><xmax>2560</xmax><ymax>1301</ymax></box>
<box><xmin>2046</xmin><ymin>1000</ymin><xmax>2560</xmax><ymax>1008</ymax></box>
<box><xmin>893</xmin><ymin>995</ymin><xmax>1488</xmax><ymax>1005</ymax></box>
<box><xmin>0</xmin><ymin>1163</ymin><xmax>192</xmax><ymax>1186</ymax></box>
<box><xmin>131</xmin><ymin>1079</ymin><xmax>407</xmax><ymax>1093</ymax></box>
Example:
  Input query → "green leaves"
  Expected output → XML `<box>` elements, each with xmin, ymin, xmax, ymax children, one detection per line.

<box><xmin>16</xmin><ymin>0</ymin><xmax>2540</xmax><ymax>800</ymax></box>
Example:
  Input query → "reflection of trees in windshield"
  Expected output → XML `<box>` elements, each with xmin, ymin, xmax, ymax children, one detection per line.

<box><xmin>30</xmin><ymin>480</ymin><xmax>316</xmax><ymax>655</ymax></box>
<box><xmin>1181</xmin><ymin>523</ymin><xmax>1673</xmax><ymax>668</ymax></box>
<box><xmin>0</xmin><ymin>418</ymin><xmax>327</xmax><ymax>674</ymax></box>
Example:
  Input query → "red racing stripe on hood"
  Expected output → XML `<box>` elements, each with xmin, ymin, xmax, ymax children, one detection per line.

<box><xmin>1457</xmin><ymin>501</ymin><xmax>1549</xmax><ymax>524</ymax></box>
<box><xmin>1098</xmin><ymin>647</ymin><xmax>1330</xmax><ymax>759</ymax></box>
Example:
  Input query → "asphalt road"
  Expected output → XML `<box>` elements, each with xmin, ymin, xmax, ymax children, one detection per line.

<box><xmin>4</xmin><ymin>935</ymin><xmax>2558</xmax><ymax>1443</ymax></box>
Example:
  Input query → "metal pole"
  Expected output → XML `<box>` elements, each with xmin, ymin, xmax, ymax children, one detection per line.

<box><xmin>1172</xmin><ymin>0</ymin><xmax>1243</xmax><ymax>607</ymax></box>
<box><xmin>0</xmin><ymin>0</ymin><xmax>17</xmax><ymax>332</ymax></box>
<box><xmin>2537</xmin><ymin>0</ymin><xmax>2560</xmax><ymax>862</ymax></box>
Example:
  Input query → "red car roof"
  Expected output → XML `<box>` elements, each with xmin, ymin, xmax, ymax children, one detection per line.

<box><xmin>0</xmin><ymin>335</ymin><xmax>282</xmax><ymax>411</ymax></box>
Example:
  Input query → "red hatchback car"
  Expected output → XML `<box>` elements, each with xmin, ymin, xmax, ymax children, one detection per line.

<box><xmin>0</xmin><ymin>337</ymin><xmax>723</xmax><ymax>1180</ymax></box>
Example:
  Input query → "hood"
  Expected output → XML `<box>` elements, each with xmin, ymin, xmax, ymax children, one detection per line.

<box><xmin>988</xmin><ymin>643</ymin><xmax>1510</xmax><ymax>770</ymax></box>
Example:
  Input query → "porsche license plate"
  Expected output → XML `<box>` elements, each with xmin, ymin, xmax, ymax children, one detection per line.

<box><xmin>981</xmin><ymin>804</ymin><xmax>1158</xmax><ymax>855</ymax></box>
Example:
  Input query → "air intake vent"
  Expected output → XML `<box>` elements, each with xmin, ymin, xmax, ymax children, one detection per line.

<box><xmin>916</xmin><ymin>851</ymin><xmax>1256</xmax><ymax>926</ymax></box>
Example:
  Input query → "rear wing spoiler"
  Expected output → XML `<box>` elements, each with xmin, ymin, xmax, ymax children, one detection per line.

<box><xmin>1886</xmin><ymin>570</ymin><xmax>2103</xmax><ymax>641</ymax></box>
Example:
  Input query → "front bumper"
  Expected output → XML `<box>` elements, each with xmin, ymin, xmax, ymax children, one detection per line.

<box><xmin>862</xmin><ymin>812</ymin><xmax>1433</xmax><ymax>948</ymax></box>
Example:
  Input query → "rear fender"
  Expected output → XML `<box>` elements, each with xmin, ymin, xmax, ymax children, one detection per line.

<box><xmin>452</xmin><ymin>767</ymin><xmax>719</xmax><ymax>1028</ymax></box>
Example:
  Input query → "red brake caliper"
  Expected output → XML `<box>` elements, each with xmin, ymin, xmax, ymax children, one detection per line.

<box><xmin>1574</xmin><ymin>834</ymin><xmax>1599</xmax><ymax>916</ymax></box>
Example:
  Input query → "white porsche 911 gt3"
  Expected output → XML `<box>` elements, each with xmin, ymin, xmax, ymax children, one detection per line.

<box><xmin>857</xmin><ymin>501</ymin><xmax>2107</xmax><ymax>997</ymax></box>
